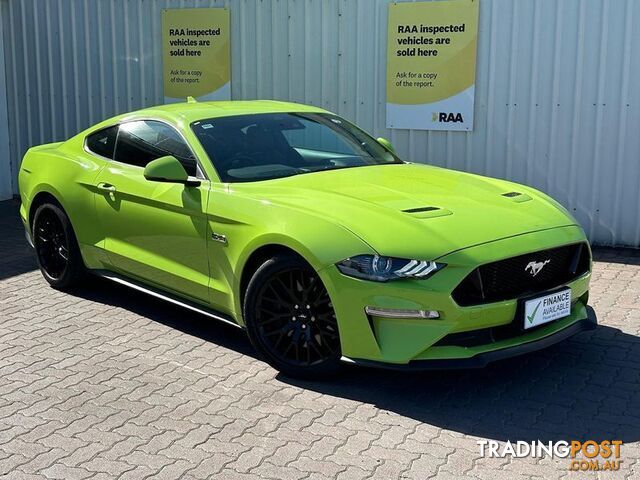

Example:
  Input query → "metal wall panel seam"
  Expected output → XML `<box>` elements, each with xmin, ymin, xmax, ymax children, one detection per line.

<box><xmin>567</xmin><ymin>0</ymin><xmax>586</xmax><ymax>227</ymax></box>
<box><xmin>32</xmin><ymin>0</ymin><xmax>44</xmax><ymax>145</ymax></box>
<box><xmin>70</xmin><ymin>1</ymin><xmax>81</xmax><ymax>134</ymax></box>
<box><xmin>546</xmin><ymin>0</ymin><xmax>562</xmax><ymax>197</ymax></box>
<box><xmin>109</xmin><ymin>1</ymin><xmax>118</xmax><ymax>116</ymax></box>
<box><xmin>611</xmin><ymin>0</ymin><xmax>633</xmax><ymax>245</ymax></box>
<box><xmin>18</xmin><ymin>1</ymin><xmax>32</xmax><ymax>169</ymax></box>
<box><xmin>6</xmin><ymin>0</ymin><xmax>18</xmax><ymax>193</ymax></box>
<box><xmin>483</xmin><ymin>0</ymin><xmax>496</xmax><ymax>177</ymax></box>
<box><xmin>524</xmin><ymin>0</ymin><xmax>539</xmax><ymax>189</ymax></box>
<box><xmin>44</xmin><ymin>0</ymin><xmax>56</xmax><ymax>141</ymax></box>
<box><xmin>0</xmin><ymin>0</ymin><xmax>11</xmax><ymax>200</ymax></box>
<box><xmin>137</xmin><ymin>0</ymin><xmax>146</xmax><ymax>110</ymax></box>
<box><xmin>123</xmin><ymin>0</ymin><xmax>132</xmax><ymax>112</ymax></box>
<box><xmin>588</xmin><ymin>0</ymin><xmax>609</xmax><ymax>240</ymax></box>
<box><xmin>504</xmin><ymin>0</ymin><xmax>517</xmax><ymax>180</ymax></box>
<box><xmin>97</xmin><ymin>1</ymin><xmax>106</xmax><ymax>119</ymax></box>
<box><xmin>83</xmin><ymin>0</ymin><xmax>94</xmax><ymax>126</ymax></box>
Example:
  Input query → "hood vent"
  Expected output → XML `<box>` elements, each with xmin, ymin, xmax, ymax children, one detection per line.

<box><xmin>402</xmin><ymin>206</ymin><xmax>453</xmax><ymax>219</ymax></box>
<box><xmin>501</xmin><ymin>191</ymin><xmax>533</xmax><ymax>203</ymax></box>
<box><xmin>403</xmin><ymin>206</ymin><xmax>440</xmax><ymax>214</ymax></box>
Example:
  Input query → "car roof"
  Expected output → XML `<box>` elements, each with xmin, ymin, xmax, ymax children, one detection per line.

<box><xmin>68</xmin><ymin>100</ymin><xmax>333</xmax><ymax>144</ymax></box>
<box><xmin>136</xmin><ymin>100</ymin><xmax>330</xmax><ymax>123</ymax></box>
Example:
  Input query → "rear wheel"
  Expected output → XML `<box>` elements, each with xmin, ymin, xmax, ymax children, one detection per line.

<box><xmin>244</xmin><ymin>254</ymin><xmax>342</xmax><ymax>378</ymax></box>
<box><xmin>33</xmin><ymin>203</ymin><xmax>85</xmax><ymax>290</ymax></box>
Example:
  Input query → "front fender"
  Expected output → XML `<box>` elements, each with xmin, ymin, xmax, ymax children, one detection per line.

<box><xmin>206</xmin><ymin>186</ymin><xmax>376</xmax><ymax>322</ymax></box>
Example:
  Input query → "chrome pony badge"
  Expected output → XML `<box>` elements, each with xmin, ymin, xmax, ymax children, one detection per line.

<box><xmin>525</xmin><ymin>260</ymin><xmax>550</xmax><ymax>277</ymax></box>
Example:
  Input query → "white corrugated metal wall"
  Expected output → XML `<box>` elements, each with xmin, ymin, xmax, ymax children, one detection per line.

<box><xmin>0</xmin><ymin>2</ymin><xmax>9</xmax><ymax>201</ymax></box>
<box><xmin>2</xmin><ymin>0</ymin><xmax>639</xmax><ymax>246</ymax></box>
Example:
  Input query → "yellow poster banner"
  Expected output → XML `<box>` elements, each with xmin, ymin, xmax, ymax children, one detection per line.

<box><xmin>386</xmin><ymin>0</ymin><xmax>479</xmax><ymax>131</ymax></box>
<box><xmin>162</xmin><ymin>8</ymin><xmax>230</xmax><ymax>100</ymax></box>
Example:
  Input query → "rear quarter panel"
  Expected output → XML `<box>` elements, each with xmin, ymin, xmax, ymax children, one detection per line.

<box><xmin>19</xmin><ymin>140</ymin><xmax>108</xmax><ymax>268</ymax></box>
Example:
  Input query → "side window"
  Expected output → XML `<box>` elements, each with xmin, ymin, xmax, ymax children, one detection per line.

<box><xmin>114</xmin><ymin>120</ymin><xmax>198</xmax><ymax>176</ymax></box>
<box><xmin>86</xmin><ymin>126</ymin><xmax>118</xmax><ymax>159</ymax></box>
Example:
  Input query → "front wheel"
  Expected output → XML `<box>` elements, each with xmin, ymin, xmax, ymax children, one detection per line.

<box><xmin>243</xmin><ymin>254</ymin><xmax>342</xmax><ymax>379</ymax></box>
<box><xmin>32</xmin><ymin>203</ymin><xmax>85</xmax><ymax>290</ymax></box>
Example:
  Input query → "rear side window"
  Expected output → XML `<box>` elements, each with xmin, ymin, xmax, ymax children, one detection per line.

<box><xmin>86</xmin><ymin>126</ymin><xmax>118</xmax><ymax>159</ymax></box>
<box><xmin>114</xmin><ymin>120</ymin><xmax>198</xmax><ymax>176</ymax></box>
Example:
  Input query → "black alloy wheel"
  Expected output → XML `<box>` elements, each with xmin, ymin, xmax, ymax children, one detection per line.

<box><xmin>33</xmin><ymin>203</ymin><xmax>84</xmax><ymax>289</ymax></box>
<box><xmin>34</xmin><ymin>208</ymin><xmax>69</xmax><ymax>279</ymax></box>
<box><xmin>244</xmin><ymin>254</ymin><xmax>342</xmax><ymax>378</ymax></box>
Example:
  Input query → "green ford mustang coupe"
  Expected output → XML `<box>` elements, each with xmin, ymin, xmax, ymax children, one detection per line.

<box><xmin>18</xmin><ymin>100</ymin><xmax>596</xmax><ymax>378</ymax></box>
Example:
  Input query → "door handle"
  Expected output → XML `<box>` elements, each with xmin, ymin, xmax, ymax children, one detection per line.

<box><xmin>97</xmin><ymin>182</ymin><xmax>117</xmax><ymax>193</ymax></box>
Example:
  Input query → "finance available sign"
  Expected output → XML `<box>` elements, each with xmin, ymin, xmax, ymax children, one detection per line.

<box><xmin>162</xmin><ymin>8</ymin><xmax>230</xmax><ymax>101</ymax></box>
<box><xmin>524</xmin><ymin>289</ymin><xmax>572</xmax><ymax>330</ymax></box>
<box><xmin>386</xmin><ymin>0</ymin><xmax>479</xmax><ymax>131</ymax></box>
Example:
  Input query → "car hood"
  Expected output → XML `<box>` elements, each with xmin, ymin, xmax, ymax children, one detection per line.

<box><xmin>236</xmin><ymin>163</ymin><xmax>577</xmax><ymax>260</ymax></box>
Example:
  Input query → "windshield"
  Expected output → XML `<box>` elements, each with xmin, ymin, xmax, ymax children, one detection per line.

<box><xmin>191</xmin><ymin>112</ymin><xmax>402</xmax><ymax>182</ymax></box>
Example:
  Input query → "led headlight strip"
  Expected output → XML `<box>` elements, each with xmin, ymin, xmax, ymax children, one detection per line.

<box><xmin>394</xmin><ymin>260</ymin><xmax>440</xmax><ymax>277</ymax></box>
<box><xmin>336</xmin><ymin>255</ymin><xmax>445</xmax><ymax>282</ymax></box>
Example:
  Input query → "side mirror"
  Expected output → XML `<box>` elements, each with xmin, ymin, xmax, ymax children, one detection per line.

<box><xmin>376</xmin><ymin>137</ymin><xmax>396</xmax><ymax>154</ymax></box>
<box><xmin>143</xmin><ymin>156</ymin><xmax>200</xmax><ymax>187</ymax></box>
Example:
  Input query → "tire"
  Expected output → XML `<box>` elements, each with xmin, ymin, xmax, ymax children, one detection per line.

<box><xmin>243</xmin><ymin>253</ymin><xmax>342</xmax><ymax>379</ymax></box>
<box><xmin>32</xmin><ymin>203</ymin><xmax>85</xmax><ymax>290</ymax></box>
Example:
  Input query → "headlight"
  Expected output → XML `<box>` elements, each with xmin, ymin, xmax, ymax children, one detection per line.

<box><xmin>336</xmin><ymin>254</ymin><xmax>445</xmax><ymax>282</ymax></box>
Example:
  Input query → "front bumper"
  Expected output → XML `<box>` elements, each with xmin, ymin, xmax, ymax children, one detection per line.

<box><xmin>21</xmin><ymin>205</ymin><xmax>34</xmax><ymax>248</ymax></box>
<box><xmin>342</xmin><ymin>306</ymin><xmax>597</xmax><ymax>370</ymax></box>
<box><xmin>19</xmin><ymin>202</ymin><xmax>34</xmax><ymax>248</ymax></box>
<box><xmin>24</xmin><ymin>223</ymin><xmax>34</xmax><ymax>248</ymax></box>
<box><xmin>319</xmin><ymin>225</ymin><xmax>594</xmax><ymax>365</ymax></box>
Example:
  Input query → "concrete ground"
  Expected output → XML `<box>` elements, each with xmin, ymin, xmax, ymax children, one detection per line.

<box><xmin>0</xmin><ymin>200</ymin><xmax>638</xmax><ymax>479</ymax></box>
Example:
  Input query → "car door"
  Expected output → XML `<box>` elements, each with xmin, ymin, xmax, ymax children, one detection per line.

<box><xmin>93</xmin><ymin>119</ymin><xmax>211</xmax><ymax>303</ymax></box>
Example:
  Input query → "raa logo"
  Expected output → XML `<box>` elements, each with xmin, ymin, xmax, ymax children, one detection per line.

<box><xmin>432</xmin><ymin>112</ymin><xmax>464</xmax><ymax>123</ymax></box>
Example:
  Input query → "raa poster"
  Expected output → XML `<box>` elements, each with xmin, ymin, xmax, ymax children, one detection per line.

<box><xmin>386</xmin><ymin>0</ymin><xmax>479</xmax><ymax>131</ymax></box>
<box><xmin>162</xmin><ymin>8</ymin><xmax>230</xmax><ymax>101</ymax></box>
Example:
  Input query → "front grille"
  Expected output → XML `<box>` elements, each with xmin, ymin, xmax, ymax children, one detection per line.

<box><xmin>437</xmin><ymin>290</ymin><xmax>590</xmax><ymax>348</ymax></box>
<box><xmin>452</xmin><ymin>242</ymin><xmax>590</xmax><ymax>306</ymax></box>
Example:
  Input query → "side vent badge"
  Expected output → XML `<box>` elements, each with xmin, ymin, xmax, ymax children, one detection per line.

<box><xmin>211</xmin><ymin>232</ymin><xmax>228</xmax><ymax>245</ymax></box>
